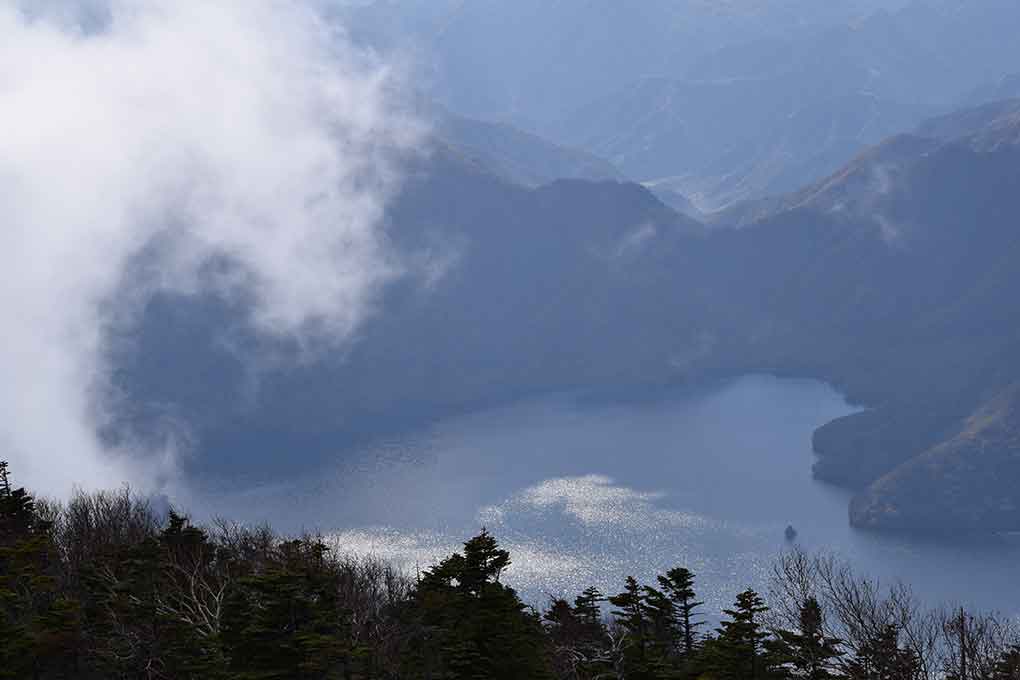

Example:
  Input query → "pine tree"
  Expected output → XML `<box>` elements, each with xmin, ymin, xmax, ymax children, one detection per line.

<box><xmin>573</xmin><ymin>586</ymin><xmax>605</xmax><ymax>632</ymax></box>
<box><xmin>544</xmin><ymin>597</ymin><xmax>579</xmax><ymax>639</ymax></box>
<box><xmin>709</xmin><ymin>588</ymin><xmax>774</xmax><ymax>680</ymax></box>
<box><xmin>845</xmin><ymin>624</ymin><xmax>921</xmax><ymax>680</ymax></box>
<box><xmin>408</xmin><ymin>529</ymin><xmax>552</xmax><ymax>679</ymax></box>
<box><xmin>610</xmin><ymin>577</ymin><xmax>649</xmax><ymax>670</ymax></box>
<box><xmin>221</xmin><ymin>538</ymin><xmax>349</xmax><ymax>680</ymax></box>
<box><xmin>770</xmin><ymin>597</ymin><xmax>844</xmax><ymax>680</ymax></box>
<box><xmin>544</xmin><ymin>588</ymin><xmax>611</xmax><ymax>680</ymax></box>
<box><xmin>609</xmin><ymin>576</ymin><xmax>666</xmax><ymax>679</ymax></box>
<box><xmin>545</xmin><ymin>598</ymin><xmax>591</xmax><ymax>679</ymax></box>
<box><xmin>657</xmin><ymin>567</ymin><xmax>704</xmax><ymax>658</ymax></box>
<box><xmin>0</xmin><ymin>462</ymin><xmax>82</xmax><ymax>679</ymax></box>
<box><xmin>0</xmin><ymin>461</ymin><xmax>37</xmax><ymax>679</ymax></box>
<box><xmin>642</xmin><ymin>584</ymin><xmax>682</xmax><ymax>677</ymax></box>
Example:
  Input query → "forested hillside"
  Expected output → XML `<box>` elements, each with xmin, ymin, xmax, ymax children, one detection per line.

<box><xmin>3</xmin><ymin>463</ymin><xmax>1018</xmax><ymax>679</ymax></box>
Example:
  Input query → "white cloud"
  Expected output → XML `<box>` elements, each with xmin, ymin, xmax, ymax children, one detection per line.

<box><xmin>0</xmin><ymin>1</ymin><xmax>424</xmax><ymax>497</ymax></box>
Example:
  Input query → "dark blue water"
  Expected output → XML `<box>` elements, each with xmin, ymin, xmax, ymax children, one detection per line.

<box><xmin>195</xmin><ymin>375</ymin><xmax>1020</xmax><ymax>615</ymax></box>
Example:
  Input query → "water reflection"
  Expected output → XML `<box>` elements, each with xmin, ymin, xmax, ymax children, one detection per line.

<box><xmin>195</xmin><ymin>374</ymin><xmax>1020</xmax><ymax>615</ymax></box>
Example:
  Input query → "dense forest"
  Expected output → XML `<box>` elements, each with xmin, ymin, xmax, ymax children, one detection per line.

<box><xmin>2</xmin><ymin>462</ymin><xmax>1018</xmax><ymax>680</ymax></box>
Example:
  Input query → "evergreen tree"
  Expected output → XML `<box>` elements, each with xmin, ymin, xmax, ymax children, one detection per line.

<box><xmin>544</xmin><ymin>588</ymin><xmax>611</xmax><ymax>680</ymax></box>
<box><xmin>642</xmin><ymin>584</ymin><xmax>681</xmax><ymax>677</ymax></box>
<box><xmin>221</xmin><ymin>538</ymin><xmax>350</xmax><ymax>680</ymax></box>
<box><xmin>657</xmin><ymin>567</ymin><xmax>704</xmax><ymax>657</ymax></box>
<box><xmin>845</xmin><ymin>624</ymin><xmax>921</xmax><ymax>680</ymax></box>
<box><xmin>407</xmin><ymin>529</ymin><xmax>552</xmax><ymax>679</ymax></box>
<box><xmin>544</xmin><ymin>597</ymin><xmax>579</xmax><ymax>640</ymax></box>
<box><xmin>545</xmin><ymin>598</ymin><xmax>598</xmax><ymax>680</ymax></box>
<box><xmin>770</xmin><ymin>597</ymin><xmax>844</xmax><ymax>680</ymax></box>
<box><xmin>156</xmin><ymin>512</ymin><xmax>230</xmax><ymax>678</ymax></box>
<box><xmin>0</xmin><ymin>462</ymin><xmax>82</xmax><ymax>679</ymax></box>
<box><xmin>610</xmin><ymin>576</ymin><xmax>653</xmax><ymax>677</ymax></box>
<box><xmin>573</xmin><ymin>586</ymin><xmax>605</xmax><ymax>632</ymax></box>
<box><xmin>86</xmin><ymin>534</ymin><xmax>165</xmax><ymax>677</ymax></box>
<box><xmin>992</xmin><ymin>645</ymin><xmax>1020</xmax><ymax>680</ymax></box>
<box><xmin>83</xmin><ymin>513</ymin><xmax>232</xmax><ymax>679</ymax></box>
<box><xmin>709</xmin><ymin>588</ymin><xmax>774</xmax><ymax>680</ymax></box>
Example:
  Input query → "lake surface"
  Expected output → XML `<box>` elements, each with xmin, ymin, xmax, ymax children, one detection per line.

<box><xmin>195</xmin><ymin>374</ymin><xmax>1020</xmax><ymax>615</ymax></box>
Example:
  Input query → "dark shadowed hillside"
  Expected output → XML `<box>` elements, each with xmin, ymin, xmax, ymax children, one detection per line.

<box><xmin>117</xmin><ymin>150</ymin><xmax>706</xmax><ymax>476</ymax></box>
<box><xmin>713</xmin><ymin>102</ymin><xmax>1020</xmax><ymax>530</ymax></box>
<box><xmin>116</xmin><ymin>97</ymin><xmax>1020</xmax><ymax>532</ymax></box>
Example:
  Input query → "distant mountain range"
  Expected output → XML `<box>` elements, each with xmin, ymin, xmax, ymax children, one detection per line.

<box><xmin>547</xmin><ymin>1</ymin><xmax>1020</xmax><ymax>210</ymax></box>
<box><xmin>551</xmin><ymin>74</ymin><xmax>916</xmax><ymax>212</ymax></box>
<box><xmin>339</xmin><ymin>0</ymin><xmax>1020</xmax><ymax>216</ymax></box>
<box><xmin>117</xmin><ymin>95</ymin><xmax>1020</xmax><ymax>532</ymax></box>
<box><xmin>336</xmin><ymin>0</ymin><xmax>911</xmax><ymax>128</ymax></box>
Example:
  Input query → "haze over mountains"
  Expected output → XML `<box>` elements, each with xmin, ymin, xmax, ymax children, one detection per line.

<box><xmin>110</xmin><ymin>91</ymin><xmax>1020</xmax><ymax>532</ymax></box>
<box><xmin>340</xmin><ymin>0</ymin><xmax>1020</xmax><ymax>211</ymax></box>
<box><xmin>10</xmin><ymin>1</ymin><xmax>1020</xmax><ymax>537</ymax></box>
<box><xmin>17</xmin><ymin>9</ymin><xmax>1020</xmax><ymax>678</ymax></box>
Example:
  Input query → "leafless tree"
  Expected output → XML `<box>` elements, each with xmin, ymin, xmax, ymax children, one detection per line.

<box><xmin>50</xmin><ymin>487</ymin><xmax>161</xmax><ymax>589</ymax></box>
<box><xmin>770</xmin><ymin>549</ymin><xmax>1019</xmax><ymax>680</ymax></box>
<box><xmin>937</xmin><ymin>605</ymin><xmax>1019</xmax><ymax>680</ymax></box>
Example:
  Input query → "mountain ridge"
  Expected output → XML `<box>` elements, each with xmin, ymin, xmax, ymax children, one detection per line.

<box><xmin>117</xmin><ymin>98</ymin><xmax>1020</xmax><ymax>533</ymax></box>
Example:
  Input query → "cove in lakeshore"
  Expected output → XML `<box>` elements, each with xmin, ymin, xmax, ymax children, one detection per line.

<box><xmin>193</xmin><ymin>374</ymin><xmax>1020</xmax><ymax>616</ymax></box>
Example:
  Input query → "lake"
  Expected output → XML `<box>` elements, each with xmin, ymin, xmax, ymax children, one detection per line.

<box><xmin>193</xmin><ymin>374</ymin><xmax>1020</xmax><ymax>615</ymax></box>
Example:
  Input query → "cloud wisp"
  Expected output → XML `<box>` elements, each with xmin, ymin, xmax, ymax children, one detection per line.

<box><xmin>0</xmin><ymin>2</ymin><xmax>424</xmax><ymax>496</ymax></box>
